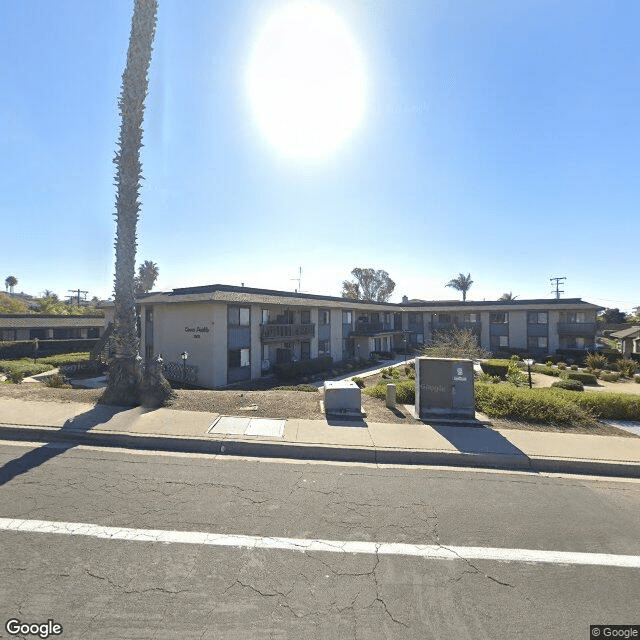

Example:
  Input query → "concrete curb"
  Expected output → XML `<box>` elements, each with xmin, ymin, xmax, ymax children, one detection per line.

<box><xmin>2</xmin><ymin>423</ymin><xmax>639</xmax><ymax>478</ymax></box>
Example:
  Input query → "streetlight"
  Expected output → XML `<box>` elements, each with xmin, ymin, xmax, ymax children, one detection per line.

<box><xmin>523</xmin><ymin>358</ymin><xmax>534</xmax><ymax>389</ymax></box>
<box><xmin>33</xmin><ymin>338</ymin><xmax>39</xmax><ymax>364</ymax></box>
<box><xmin>180</xmin><ymin>351</ymin><xmax>188</xmax><ymax>383</ymax></box>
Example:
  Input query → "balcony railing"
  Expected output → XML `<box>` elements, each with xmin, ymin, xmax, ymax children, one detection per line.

<box><xmin>432</xmin><ymin>321</ymin><xmax>482</xmax><ymax>333</ymax></box>
<box><xmin>260</xmin><ymin>323</ymin><xmax>315</xmax><ymax>341</ymax></box>
<box><xmin>351</xmin><ymin>322</ymin><xmax>397</xmax><ymax>335</ymax></box>
<box><xmin>557</xmin><ymin>322</ymin><xmax>596</xmax><ymax>336</ymax></box>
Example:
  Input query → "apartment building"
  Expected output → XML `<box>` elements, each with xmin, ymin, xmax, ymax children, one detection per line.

<box><xmin>103</xmin><ymin>284</ymin><xmax>601</xmax><ymax>389</ymax></box>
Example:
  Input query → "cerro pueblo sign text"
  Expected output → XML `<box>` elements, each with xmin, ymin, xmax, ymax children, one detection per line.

<box><xmin>184</xmin><ymin>326</ymin><xmax>210</xmax><ymax>339</ymax></box>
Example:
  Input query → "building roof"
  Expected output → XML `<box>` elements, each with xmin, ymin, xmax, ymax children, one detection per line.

<box><xmin>0</xmin><ymin>314</ymin><xmax>105</xmax><ymax>328</ymax></box>
<box><xmin>134</xmin><ymin>284</ymin><xmax>603</xmax><ymax>311</ymax></box>
<box><xmin>610</xmin><ymin>326</ymin><xmax>640</xmax><ymax>339</ymax></box>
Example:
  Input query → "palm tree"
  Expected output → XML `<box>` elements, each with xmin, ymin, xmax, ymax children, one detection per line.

<box><xmin>102</xmin><ymin>0</ymin><xmax>158</xmax><ymax>406</ymax></box>
<box><xmin>499</xmin><ymin>291</ymin><xmax>517</xmax><ymax>301</ymax></box>
<box><xmin>135</xmin><ymin>260</ymin><xmax>159</xmax><ymax>294</ymax></box>
<box><xmin>5</xmin><ymin>276</ymin><xmax>17</xmax><ymax>293</ymax></box>
<box><xmin>445</xmin><ymin>273</ymin><xmax>473</xmax><ymax>302</ymax></box>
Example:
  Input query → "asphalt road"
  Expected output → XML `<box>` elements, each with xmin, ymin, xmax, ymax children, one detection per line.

<box><xmin>1</xmin><ymin>440</ymin><xmax>639</xmax><ymax>639</ymax></box>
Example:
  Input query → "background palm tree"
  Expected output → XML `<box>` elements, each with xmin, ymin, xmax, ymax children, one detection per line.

<box><xmin>499</xmin><ymin>291</ymin><xmax>517</xmax><ymax>301</ymax></box>
<box><xmin>102</xmin><ymin>0</ymin><xmax>158</xmax><ymax>406</ymax></box>
<box><xmin>135</xmin><ymin>260</ymin><xmax>159</xmax><ymax>294</ymax></box>
<box><xmin>5</xmin><ymin>276</ymin><xmax>17</xmax><ymax>293</ymax></box>
<box><xmin>445</xmin><ymin>273</ymin><xmax>473</xmax><ymax>302</ymax></box>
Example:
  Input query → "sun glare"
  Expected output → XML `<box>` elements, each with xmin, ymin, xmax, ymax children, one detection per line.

<box><xmin>247</xmin><ymin>2</ymin><xmax>365</xmax><ymax>160</ymax></box>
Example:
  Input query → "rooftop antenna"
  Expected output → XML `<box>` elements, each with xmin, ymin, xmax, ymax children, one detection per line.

<box><xmin>550</xmin><ymin>276</ymin><xmax>566</xmax><ymax>300</ymax></box>
<box><xmin>290</xmin><ymin>266</ymin><xmax>302</xmax><ymax>293</ymax></box>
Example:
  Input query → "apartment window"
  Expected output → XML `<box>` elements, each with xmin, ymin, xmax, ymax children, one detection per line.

<box><xmin>343</xmin><ymin>311</ymin><xmax>353</xmax><ymax>324</ymax></box>
<box><xmin>301</xmin><ymin>341</ymin><xmax>311</xmax><ymax>360</ymax></box>
<box><xmin>319</xmin><ymin>309</ymin><xmax>330</xmax><ymax>325</ymax></box>
<box><xmin>318</xmin><ymin>339</ymin><xmax>330</xmax><ymax>356</ymax></box>
<box><xmin>435</xmin><ymin>313</ymin><xmax>450</xmax><ymax>323</ymax></box>
<box><xmin>528</xmin><ymin>312</ymin><xmax>548</xmax><ymax>324</ymax></box>
<box><xmin>528</xmin><ymin>336</ymin><xmax>548</xmax><ymax>349</ymax></box>
<box><xmin>374</xmin><ymin>338</ymin><xmax>382</xmax><ymax>351</ymax></box>
<box><xmin>301</xmin><ymin>310</ymin><xmax>311</xmax><ymax>324</ymax></box>
<box><xmin>229</xmin><ymin>348</ymin><xmax>250</xmax><ymax>368</ymax></box>
<box><xmin>228</xmin><ymin>306</ymin><xmax>250</xmax><ymax>326</ymax></box>
<box><xmin>145</xmin><ymin>309</ymin><xmax>153</xmax><ymax>322</ymax></box>
<box><xmin>261</xmin><ymin>309</ymin><xmax>269</xmax><ymax>324</ymax></box>
<box><xmin>384</xmin><ymin>313</ymin><xmax>391</xmax><ymax>324</ymax></box>
<box><xmin>499</xmin><ymin>336</ymin><xmax>509</xmax><ymax>347</ymax></box>
<box><xmin>463</xmin><ymin>313</ymin><xmax>478</xmax><ymax>323</ymax></box>
<box><xmin>561</xmin><ymin>311</ymin><xmax>587</xmax><ymax>323</ymax></box>
<box><xmin>490</xmin><ymin>312</ymin><xmax>508</xmax><ymax>324</ymax></box>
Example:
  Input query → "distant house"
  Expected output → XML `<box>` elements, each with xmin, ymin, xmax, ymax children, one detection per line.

<box><xmin>0</xmin><ymin>314</ymin><xmax>106</xmax><ymax>342</ymax></box>
<box><xmin>610</xmin><ymin>326</ymin><xmax>640</xmax><ymax>358</ymax></box>
<box><xmin>104</xmin><ymin>283</ymin><xmax>603</xmax><ymax>389</ymax></box>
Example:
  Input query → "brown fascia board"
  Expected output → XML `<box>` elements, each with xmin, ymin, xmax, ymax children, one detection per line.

<box><xmin>133</xmin><ymin>285</ymin><xmax>602</xmax><ymax>312</ymax></box>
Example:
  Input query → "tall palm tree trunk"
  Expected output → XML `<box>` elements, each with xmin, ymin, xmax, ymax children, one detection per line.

<box><xmin>102</xmin><ymin>0</ymin><xmax>158</xmax><ymax>405</ymax></box>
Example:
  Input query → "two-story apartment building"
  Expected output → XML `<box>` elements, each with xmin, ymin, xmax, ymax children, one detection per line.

<box><xmin>103</xmin><ymin>284</ymin><xmax>601</xmax><ymax>389</ymax></box>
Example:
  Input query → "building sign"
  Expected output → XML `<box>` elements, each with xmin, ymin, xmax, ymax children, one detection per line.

<box><xmin>184</xmin><ymin>326</ymin><xmax>211</xmax><ymax>339</ymax></box>
<box><xmin>453</xmin><ymin>366</ymin><xmax>467</xmax><ymax>382</ymax></box>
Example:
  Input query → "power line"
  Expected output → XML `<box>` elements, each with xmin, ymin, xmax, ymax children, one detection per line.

<box><xmin>67</xmin><ymin>289</ymin><xmax>89</xmax><ymax>307</ymax></box>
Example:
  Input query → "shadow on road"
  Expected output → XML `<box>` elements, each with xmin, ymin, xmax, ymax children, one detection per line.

<box><xmin>0</xmin><ymin>404</ymin><xmax>134</xmax><ymax>487</ymax></box>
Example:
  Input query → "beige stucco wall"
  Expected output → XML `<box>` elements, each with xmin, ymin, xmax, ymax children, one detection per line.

<box><xmin>330</xmin><ymin>306</ymin><xmax>342</xmax><ymax>361</ymax></box>
<box><xmin>151</xmin><ymin>302</ymin><xmax>218</xmax><ymax>388</ymax></box>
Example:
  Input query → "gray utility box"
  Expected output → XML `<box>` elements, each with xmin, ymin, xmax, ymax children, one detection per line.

<box><xmin>323</xmin><ymin>380</ymin><xmax>362</xmax><ymax>417</ymax></box>
<box><xmin>415</xmin><ymin>357</ymin><xmax>475</xmax><ymax>421</ymax></box>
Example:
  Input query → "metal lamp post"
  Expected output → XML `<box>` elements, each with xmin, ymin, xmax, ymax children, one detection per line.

<box><xmin>180</xmin><ymin>351</ymin><xmax>188</xmax><ymax>383</ymax></box>
<box><xmin>523</xmin><ymin>358</ymin><xmax>534</xmax><ymax>389</ymax></box>
<box><xmin>33</xmin><ymin>338</ymin><xmax>39</xmax><ymax>364</ymax></box>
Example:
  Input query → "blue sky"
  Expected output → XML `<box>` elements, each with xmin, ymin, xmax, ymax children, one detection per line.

<box><xmin>1</xmin><ymin>0</ymin><xmax>638</xmax><ymax>310</ymax></box>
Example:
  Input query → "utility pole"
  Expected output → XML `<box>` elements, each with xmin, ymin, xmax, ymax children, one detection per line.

<box><xmin>68</xmin><ymin>289</ymin><xmax>89</xmax><ymax>307</ymax></box>
<box><xmin>550</xmin><ymin>277</ymin><xmax>566</xmax><ymax>300</ymax></box>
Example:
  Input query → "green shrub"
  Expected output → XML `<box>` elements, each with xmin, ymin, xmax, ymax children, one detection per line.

<box><xmin>8</xmin><ymin>370</ymin><xmax>24</xmax><ymax>384</ymax></box>
<box><xmin>585</xmin><ymin>352</ymin><xmax>607</xmax><ymax>369</ymax></box>
<box><xmin>273</xmin><ymin>384</ymin><xmax>318</xmax><ymax>392</ymax></box>
<box><xmin>480</xmin><ymin>359</ymin><xmax>511</xmax><ymax>379</ymax></box>
<box><xmin>474</xmin><ymin>384</ymin><xmax>597</xmax><ymax>426</ymax></box>
<box><xmin>599</xmin><ymin>371</ymin><xmax>621</xmax><ymax>382</ymax></box>
<box><xmin>352</xmin><ymin>377</ymin><xmax>365</xmax><ymax>388</ymax></box>
<box><xmin>551</xmin><ymin>379</ymin><xmax>584</xmax><ymax>391</ymax></box>
<box><xmin>531</xmin><ymin>364</ymin><xmax>561</xmax><ymax>377</ymax></box>
<box><xmin>563</xmin><ymin>371</ymin><xmax>598</xmax><ymax>386</ymax></box>
<box><xmin>571</xmin><ymin>392</ymin><xmax>640</xmax><ymax>421</ymax></box>
<box><xmin>616</xmin><ymin>359</ymin><xmax>637</xmax><ymax>378</ymax></box>
<box><xmin>0</xmin><ymin>339</ymin><xmax>99</xmax><ymax>360</ymax></box>
<box><xmin>570</xmin><ymin>364</ymin><xmax>578</xmax><ymax>371</ymax></box>
<box><xmin>272</xmin><ymin>356</ymin><xmax>333</xmax><ymax>381</ymax></box>
<box><xmin>364</xmin><ymin>379</ymin><xmax>415</xmax><ymax>404</ymax></box>
<box><xmin>39</xmin><ymin>352</ymin><xmax>90</xmax><ymax>366</ymax></box>
<box><xmin>557</xmin><ymin>362</ymin><xmax>567</xmax><ymax>370</ymax></box>
<box><xmin>0</xmin><ymin>359</ymin><xmax>54</xmax><ymax>379</ymax></box>
<box><xmin>43</xmin><ymin>373</ymin><xmax>69</xmax><ymax>388</ymax></box>
<box><xmin>634</xmin><ymin>375</ymin><xmax>640</xmax><ymax>384</ymax></box>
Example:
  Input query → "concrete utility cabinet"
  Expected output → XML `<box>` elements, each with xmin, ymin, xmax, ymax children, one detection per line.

<box><xmin>323</xmin><ymin>380</ymin><xmax>362</xmax><ymax>418</ymax></box>
<box><xmin>415</xmin><ymin>357</ymin><xmax>475</xmax><ymax>421</ymax></box>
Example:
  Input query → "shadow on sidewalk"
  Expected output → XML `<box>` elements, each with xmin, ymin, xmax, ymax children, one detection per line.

<box><xmin>430</xmin><ymin>423</ymin><xmax>528</xmax><ymax>458</ymax></box>
<box><xmin>0</xmin><ymin>403</ymin><xmax>135</xmax><ymax>487</ymax></box>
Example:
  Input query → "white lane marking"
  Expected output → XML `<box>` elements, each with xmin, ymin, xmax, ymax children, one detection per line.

<box><xmin>1</xmin><ymin>518</ymin><xmax>639</xmax><ymax>568</ymax></box>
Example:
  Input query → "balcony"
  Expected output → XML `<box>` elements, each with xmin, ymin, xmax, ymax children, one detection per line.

<box><xmin>260</xmin><ymin>323</ymin><xmax>315</xmax><ymax>342</ymax></box>
<box><xmin>557</xmin><ymin>322</ymin><xmax>596</xmax><ymax>336</ymax></box>
<box><xmin>432</xmin><ymin>321</ymin><xmax>481</xmax><ymax>334</ymax></box>
<box><xmin>351</xmin><ymin>322</ymin><xmax>397</xmax><ymax>336</ymax></box>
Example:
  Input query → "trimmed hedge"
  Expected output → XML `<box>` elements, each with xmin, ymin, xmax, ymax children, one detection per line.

<box><xmin>474</xmin><ymin>384</ymin><xmax>597</xmax><ymax>425</ymax></box>
<box><xmin>571</xmin><ymin>392</ymin><xmax>640</xmax><ymax>421</ymax></box>
<box><xmin>562</xmin><ymin>371</ymin><xmax>598</xmax><ymax>386</ymax></box>
<box><xmin>0</xmin><ymin>359</ymin><xmax>54</xmax><ymax>379</ymax></box>
<box><xmin>531</xmin><ymin>364</ymin><xmax>561</xmax><ymax>377</ymax></box>
<box><xmin>480</xmin><ymin>359</ymin><xmax>511</xmax><ymax>379</ymax></box>
<box><xmin>272</xmin><ymin>356</ymin><xmax>333</xmax><ymax>381</ymax></box>
<box><xmin>364</xmin><ymin>379</ymin><xmax>415</xmax><ymax>404</ymax></box>
<box><xmin>551</xmin><ymin>379</ymin><xmax>584</xmax><ymax>391</ymax></box>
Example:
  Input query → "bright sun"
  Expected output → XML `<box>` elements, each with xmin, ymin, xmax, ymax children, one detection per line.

<box><xmin>247</xmin><ymin>2</ymin><xmax>365</xmax><ymax>160</ymax></box>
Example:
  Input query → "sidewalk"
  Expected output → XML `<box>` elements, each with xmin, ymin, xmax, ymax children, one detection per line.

<box><xmin>1</xmin><ymin>398</ymin><xmax>639</xmax><ymax>478</ymax></box>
